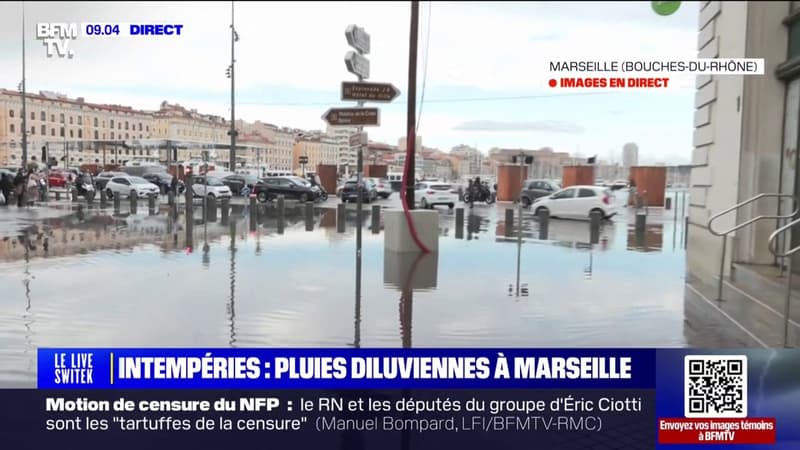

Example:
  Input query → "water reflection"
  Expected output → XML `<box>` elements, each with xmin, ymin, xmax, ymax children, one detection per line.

<box><xmin>0</xmin><ymin>203</ymin><xmax>700</xmax><ymax>385</ymax></box>
<box><xmin>627</xmin><ymin>224</ymin><xmax>664</xmax><ymax>252</ymax></box>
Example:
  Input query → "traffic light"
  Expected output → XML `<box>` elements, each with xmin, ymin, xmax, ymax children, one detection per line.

<box><xmin>587</xmin><ymin>155</ymin><xmax>597</xmax><ymax>164</ymax></box>
<box><xmin>512</xmin><ymin>155</ymin><xmax>534</xmax><ymax>164</ymax></box>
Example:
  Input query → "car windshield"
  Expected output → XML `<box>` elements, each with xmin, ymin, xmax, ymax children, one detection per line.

<box><xmin>130</xmin><ymin>177</ymin><xmax>150</xmax><ymax>185</ymax></box>
<box><xmin>206</xmin><ymin>177</ymin><xmax>224</xmax><ymax>186</ymax></box>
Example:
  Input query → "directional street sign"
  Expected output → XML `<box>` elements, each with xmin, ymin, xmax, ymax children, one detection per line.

<box><xmin>322</xmin><ymin>108</ymin><xmax>380</xmax><ymax>127</ymax></box>
<box><xmin>345</xmin><ymin>51</ymin><xmax>370</xmax><ymax>80</ymax></box>
<box><xmin>345</xmin><ymin>25</ymin><xmax>371</xmax><ymax>54</ymax></box>
<box><xmin>341</xmin><ymin>81</ymin><xmax>400</xmax><ymax>103</ymax></box>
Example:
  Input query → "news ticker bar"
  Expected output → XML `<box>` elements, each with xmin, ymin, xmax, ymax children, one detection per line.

<box><xmin>38</xmin><ymin>348</ymin><xmax>655</xmax><ymax>389</ymax></box>
<box><xmin>0</xmin><ymin>390</ymin><xmax>781</xmax><ymax>449</ymax></box>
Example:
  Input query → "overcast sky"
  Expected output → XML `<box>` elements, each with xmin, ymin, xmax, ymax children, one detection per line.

<box><xmin>0</xmin><ymin>1</ymin><xmax>699</xmax><ymax>163</ymax></box>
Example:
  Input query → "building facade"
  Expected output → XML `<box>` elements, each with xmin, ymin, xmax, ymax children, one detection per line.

<box><xmin>686</xmin><ymin>1</ymin><xmax>798</xmax><ymax>347</ymax></box>
<box><xmin>622</xmin><ymin>142</ymin><xmax>639</xmax><ymax>168</ymax></box>
<box><xmin>292</xmin><ymin>134</ymin><xmax>338</xmax><ymax>174</ymax></box>
<box><xmin>326</xmin><ymin>125</ymin><xmax>359</xmax><ymax>171</ymax></box>
<box><xmin>0</xmin><ymin>89</ymin><xmax>159</xmax><ymax>166</ymax></box>
<box><xmin>451</xmin><ymin>145</ymin><xmax>484</xmax><ymax>176</ymax></box>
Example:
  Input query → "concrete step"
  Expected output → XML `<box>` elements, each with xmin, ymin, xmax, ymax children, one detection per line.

<box><xmin>715</xmin><ymin>263</ymin><xmax>800</xmax><ymax>347</ymax></box>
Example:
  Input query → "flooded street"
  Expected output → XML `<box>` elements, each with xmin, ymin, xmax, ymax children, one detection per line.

<box><xmin>0</xmin><ymin>192</ymin><xmax>699</xmax><ymax>386</ymax></box>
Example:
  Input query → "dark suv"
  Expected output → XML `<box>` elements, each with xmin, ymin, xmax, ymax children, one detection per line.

<box><xmin>257</xmin><ymin>176</ymin><xmax>319</xmax><ymax>202</ymax></box>
<box><xmin>340</xmin><ymin>179</ymin><xmax>378</xmax><ymax>203</ymax></box>
<box><xmin>142</xmin><ymin>172</ymin><xmax>184</xmax><ymax>194</ymax></box>
<box><xmin>519</xmin><ymin>179</ymin><xmax>560</xmax><ymax>207</ymax></box>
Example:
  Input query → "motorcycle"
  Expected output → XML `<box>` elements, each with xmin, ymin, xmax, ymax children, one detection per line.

<box><xmin>75</xmin><ymin>176</ymin><xmax>96</xmax><ymax>201</ymax></box>
<box><xmin>463</xmin><ymin>182</ymin><xmax>495</xmax><ymax>205</ymax></box>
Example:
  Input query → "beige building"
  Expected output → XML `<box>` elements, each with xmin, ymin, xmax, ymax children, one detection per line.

<box><xmin>686</xmin><ymin>1</ymin><xmax>800</xmax><ymax>347</ymax></box>
<box><xmin>292</xmin><ymin>133</ymin><xmax>338</xmax><ymax>174</ymax></box>
<box><xmin>488</xmin><ymin>147</ymin><xmax>573</xmax><ymax>180</ymax></box>
<box><xmin>451</xmin><ymin>144</ymin><xmax>484</xmax><ymax>176</ymax></box>
<box><xmin>153</xmin><ymin>102</ymin><xmax>231</xmax><ymax>164</ymax></box>
<box><xmin>0</xmin><ymin>89</ymin><xmax>158</xmax><ymax>166</ymax></box>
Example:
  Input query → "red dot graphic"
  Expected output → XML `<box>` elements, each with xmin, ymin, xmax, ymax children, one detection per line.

<box><xmin>548</xmin><ymin>79</ymin><xmax>557</xmax><ymax>88</ymax></box>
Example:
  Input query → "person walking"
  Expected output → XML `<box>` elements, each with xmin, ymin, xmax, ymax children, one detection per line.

<box><xmin>0</xmin><ymin>173</ymin><xmax>12</xmax><ymax>205</ymax></box>
<box><xmin>14</xmin><ymin>169</ymin><xmax>26</xmax><ymax>207</ymax></box>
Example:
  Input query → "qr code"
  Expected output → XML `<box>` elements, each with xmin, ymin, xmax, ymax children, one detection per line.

<box><xmin>684</xmin><ymin>355</ymin><xmax>747</xmax><ymax>418</ymax></box>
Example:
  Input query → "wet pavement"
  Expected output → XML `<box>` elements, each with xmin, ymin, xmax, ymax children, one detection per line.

<box><xmin>0</xmin><ymin>189</ymin><xmax>723</xmax><ymax>387</ymax></box>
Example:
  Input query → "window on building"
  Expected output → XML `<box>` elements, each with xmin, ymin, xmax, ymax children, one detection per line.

<box><xmin>41</xmin><ymin>125</ymin><xmax>46</xmax><ymax>135</ymax></box>
<box><xmin>31</xmin><ymin>126</ymin><xmax>35</xmax><ymax>135</ymax></box>
<box><xmin>110</xmin><ymin>119</ymin><xmax>114</xmax><ymax>128</ymax></box>
<box><xmin>94</xmin><ymin>130</ymin><xmax>98</xmax><ymax>140</ymax></box>
<box><xmin>102</xmin><ymin>120</ymin><xmax>106</xmax><ymax>128</ymax></box>
<box><xmin>60</xmin><ymin>113</ymin><xmax>65</xmax><ymax>123</ymax></box>
<box><xmin>103</xmin><ymin>133</ymin><xmax>106</xmax><ymax>139</ymax></box>
<box><xmin>9</xmin><ymin>124</ymin><xmax>14</xmax><ymax>133</ymax></box>
<box><xmin>111</xmin><ymin>132</ymin><xmax>115</xmax><ymax>139</ymax></box>
<box><xmin>51</xmin><ymin>128</ymin><xmax>55</xmax><ymax>136</ymax></box>
<box><xmin>78</xmin><ymin>116</ymin><xmax>82</xmax><ymax>125</ymax></box>
<box><xmin>146</xmin><ymin>125</ymin><xmax>149</xmax><ymax>132</ymax></box>
<box><xmin>125</xmin><ymin>121</ymin><xmax>129</xmax><ymax>130</ymax></box>
<box><xmin>118</xmin><ymin>122</ymin><xmax>121</xmax><ymax>130</ymax></box>
<box><xmin>138</xmin><ymin>123</ymin><xmax>142</xmax><ymax>131</ymax></box>
<box><xmin>31</xmin><ymin>111</ymin><xmax>35</xmax><ymax>120</ymax></box>
<box><xmin>69</xmin><ymin>116</ymin><xmax>73</xmax><ymax>125</ymax></box>
<box><xmin>125</xmin><ymin>133</ymin><xmax>129</xmax><ymax>139</ymax></box>
<box><xmin>40</xmin><ymin>111</ymin><xmax>45</xmax><ymax>121</ymax></box>
<box><xmin>78</xmin><ymin>129</ymin><xmax>82</xmax><ymax>138</ymax></box>
<box><xmin>94</xmin><ymin>117</ymin><xmax>98</xmax><ymax>127</ymax></box>
<box><xmin>790</xmin><ymin>21</ymin><xmax>800</xmax><ymax>60</ymax></box>
<box><xmin>69</xmin><ymin>130</ymin><xmax>74</xmax><ymax>138</ymax></box>
<box><xmin>51</xmin><ymin>114</ymin><xmax>55</xmax><ymax>122</ymax></box>
<box><xmin>60</xmin><ymin>127</ymin><xmax>65</xmax><ymax>137</ymax></box>
<box><xmin>9</xmin><ymin>110</ymin><xmax>14</xmax><ymax>118</ymax></box>
<box><xmin>125</xmin><ymin>149</ymin><xmax>130</xmax><ymax>155</ymax></box>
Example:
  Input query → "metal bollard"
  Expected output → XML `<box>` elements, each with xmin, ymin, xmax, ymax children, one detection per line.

<box><xmin>277</xmin><ymin>195</ymin><xmax>285</xmax><ymax>234</ymax></box>
<box><xmin>337</xmin><ymin>203</ymin><xmax>346</xmax><ymax>233</ymax></box>
<box><xmin>40</xmin><ymin>189</ymin><xmax>47</xmax><ymax>202</ymax></box>
<box><xmin>206</xmin><ymin>195</ymin><xmax>217</xmax><ymax>222</ymax></box>
<box><xmin>99</xmin><ymin>188</ymin><xmax>106</xmax><ymax>205</ymax></box>
<box><xmin>130</xmin><ymin>193</ymin><xmax>138</xmax><ymax>214</ymax></box>
<box><xmin>249</xmin><ymin>196</ymin><xmax>257</xmax><ymax>232</ymax></box>
<box><xmin>305</xmin><ymin>201</ymin><xmax>315</xmax><ymax>231</ymax></box>
<box><xmin>113</xmin><ymin>193</ymin><xmax>121</xmax><ymax>213</ymax></box>
<box><xmin>537</xmin><ymin>207</ymin><xmax>549</xmax><ymax>240</ymax></box>
<box><xmin>590</xmin><ymin>210</ymin><xmax>602</xmax><ymax>244</ymax></box>
<box><xmin>635</xmin><ymin>212</ymin><xmax>647</xmax><ymax>233</ymax></box>
<box><xmin>455</xmin><ymin>207</ymin><xmax>464</xmax><ymax>239</ymax></box>
<box><xmin>56</xmin><ymin>191</ymin><xmax>61</xmax><ymax>201</ymax></box>
<box><xmin>505</xmin><ymin>208</ymin><xmax>514</xmax><ymax>237</ymax></box>
<box><xmin>72</xmin><ymin>188</ymin><xmax>79</xmax><ymax>203</ymax></box>
<box><xmin>148</xmin><ymin>193</ymin><xmax>156</xmax><ymax>213</ymax></box>
<box><xmin>168</xmin><ymin>190</ymin><xmax>175</xmax><ymax>206</ymax></box>
<box><xmin>684</xmin><ymin>215</ymin><xmax>689</xmax><ymax>248</ymax></box>
<box><xmin>221</xmin><ymin>197</ymin><xmax>229</xmax><ymax>225</ymax></box>
<box><xmin>665</xmin><ymin>197</ymin><xmax>672</xmax><ymax>210</ymax></box>
<box><xmin>371</xmin><ymin>204</ymin><xmax>380</xmax><ymax>234</ymax></box>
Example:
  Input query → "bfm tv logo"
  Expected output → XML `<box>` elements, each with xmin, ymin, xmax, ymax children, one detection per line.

<box><xmin>36</xmin><ymin>23</ymin><xmax>78</xmax><ymax>58</ymax></box>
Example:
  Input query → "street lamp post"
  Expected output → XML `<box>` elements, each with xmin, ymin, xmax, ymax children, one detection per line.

<box><xmin>227</xmin><ymin>1</ymin><xmax>239</xmax><ymax>171</ymax></box>
<box><xmin>20</xmin><ymin>3</ymin><xmax>28</xmax><ymax>169</ymax></box>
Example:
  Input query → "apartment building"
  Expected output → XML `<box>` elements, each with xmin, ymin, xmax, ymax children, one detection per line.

<box><xmin>0</xmin><ymin>89</ymin><xmax>157</xmax><ymax>166</ymax></box>
<box><xmin>292</xmin><ymin>133</ymin><xmax>338</xmax><ymax>174</ymax></box>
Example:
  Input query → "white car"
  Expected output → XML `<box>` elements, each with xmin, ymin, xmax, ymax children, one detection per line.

<box><xmin>369</xmin><ymin>178</ymin><xmax>393</xmax><ymax>198</ymax></box>
<box><xmin>105</xmin><ymin>175</ymin><xmax>160</xmax><ymax>199</ymax></box>
<box><xmin>191</xmin><ymin>175</ymin><xmax>232</xmax><ymax>199</ymax></box>
<box><xmin>415</xmin><ymin>182</ymin><xmax>459</xmax><ymax>209</ymax></box>
<box><xmin>532</xmin><ymin>185</ymin><xmax>617</xmax><ymax>220</ymax></box>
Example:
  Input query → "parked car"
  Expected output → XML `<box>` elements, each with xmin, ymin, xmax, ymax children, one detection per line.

<box><xmin>610</xmin><ymin>179</ymin><xmax>629</xmax><ymax>191</ymax></box>
<box><xmin>532</xmin><ymin>185</ymin><xmax>617</xmax><ymax>220</ymax></box>
<box><xmin>142</xmin><ymin>172</ymin><xmax>184</xmax><ymax>194</ymax></box>
<box><xmin>370</xmin><ymin>178</ymin><xmax>393</xmax><ymax>199</ymax></box>
<box><xmin>222</xmin><ymin>174</ymin><xmax>261</xmax><ymax>195</ymax></box>
<box><xmin>519</xmin><ymin>179</ymin><xmax>560</xmax><ymax>207</ymax></box>
<box><xmin>341</xmin><ymin>179</ymin><xmax>378</xmax><ymax>203</ymax></box>
<box><xmin>48</xmin><ymin>170</ymin><xmax>68</xmax><ymax>188</ymax></box>
<box><xmin>190</xmin><ymin>175</ymin><xmax>232</xmax><ymax>199</ymax></box>
<box><xmin>259</xmin><ymin>176</ymin><xmax>319</xmax><ymax>202</ymax></box>
<box><xmin>95</xmin><ymin>171</ymin><xmax>127</xmax><ymax>190</ymax></box>
<box><xmin>105</xmin><ymin>175</ymin><xmax>160</xmax><ymax>199</ymax></box>
<box><xmin>415</xmin><ymin>181</ymin><xmax>458</xmax><ymax>209</ymax></box>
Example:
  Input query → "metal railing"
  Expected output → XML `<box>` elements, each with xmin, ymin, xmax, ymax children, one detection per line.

<box><xmin>768</xmin><ymin>218</ymin><xmax>800</xmax><ymax>348</ymax></box>
<box><xmin>707</xmin><ymin>193</ymin><xmax>798</xmax><ymax>301</ymax></box>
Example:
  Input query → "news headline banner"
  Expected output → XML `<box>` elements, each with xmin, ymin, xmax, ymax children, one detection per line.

<box><xmin>3</xmin><ymin>389</ymin><xmax>655</xmax><ymax>450</ymax></box>
<box><xmin>37</xmin><ymin>349</ymin><xmax>655</xmax><ymax>389</ymax></box>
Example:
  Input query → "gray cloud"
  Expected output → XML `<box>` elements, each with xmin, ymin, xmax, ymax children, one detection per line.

<box><xmin>452</xmin><ymin>120</ymin><xmax>585</xmax><ymax>134</ymax></box>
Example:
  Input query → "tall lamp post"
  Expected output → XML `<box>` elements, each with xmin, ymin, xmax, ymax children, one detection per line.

<box><xmin>226</xmin><ymin>1</ymin><xmax>239</xmax><ymax>171</ymax></box>
<box><xmin>20</xmin><ymin>3</ymin><xmax>28</xmax><ymax>169</ymax></box>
